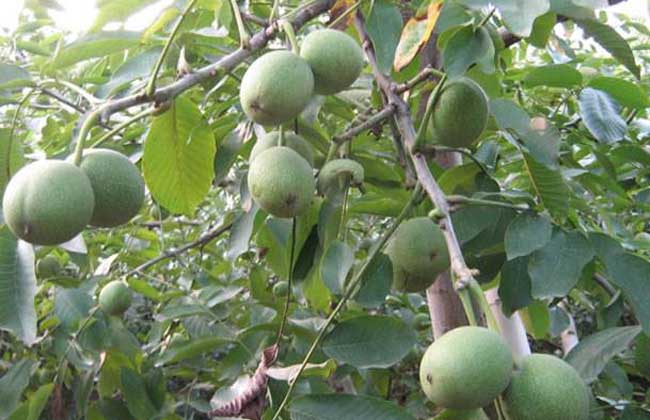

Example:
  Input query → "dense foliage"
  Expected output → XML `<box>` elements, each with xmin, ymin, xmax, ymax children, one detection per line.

<box><xmin>1</xmin><ymin>0</ymin><xmax>650</xmax><ymax>419</ymax></box>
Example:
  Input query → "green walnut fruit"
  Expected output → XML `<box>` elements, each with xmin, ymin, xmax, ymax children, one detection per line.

<box><xmin>272</xmin><ymin>281</ymin><xmax>289</xmax><ymax>297</ymax></box>
<box><xmin>240</xmin><ymin>50</ymin><xmax>314</xmax><ymax>125</ymax></box>
<box><xmin>413</xmin><ymin>313</ymin><xmax>430</xmax><ymax>330</ymax></box>
<box><xmin>2</xmin><ymin>160</ymin><xmax>95</xmax><ymax>245</ymax></box>
<box><xmin>250</xmin><ymin>131</ymin><xmax>314</xmax><ymax>166</ymax></box>
<box><xmin>98</xmin><ymin>280</ymin><xmax>133</xmax><ymax>316</ymax></box>
<box><xmin>429</xmin><ymin>78</ymin><xmax>488</xmax><ymax>148</ymax></box>
<box><xmin>435</xmin><ymin>408</ymin><xmax>489</xmax><ymax>420</ymax></box>
<box><xmin>247</xmin><ymin>146</ymin><xmax>315</xmax><ymax>218</ymax></box>
<box><xmin>300</xmin><ymin>28</ymin><xmax>364</xmax><ymax>95</ymax></box>
<box><xmin>75</xmin><ymin>149</ymin><xmax>145</xmax><ymax>227</ymax></box>
<box><xmin>386</xmin><ymin>217</ymin><xmax>449</xmax><ymax>292</ymax></box>
<box><xmin>503</xmin><ymin>353</ymin><xmax>590</xmax><ymax>420</ymax></box>
<box><xmin>419</xmin><ymin>326</ymin><xmax>513</xmax><ymax>409</ymax></box>
<box><xmin>36</xmin><ymin>255</ymin><xmax>61</xmax><ymax>278</ymax></box>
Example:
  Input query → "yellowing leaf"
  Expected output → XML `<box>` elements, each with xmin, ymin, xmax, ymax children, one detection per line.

<box><xmin>393</xmin><ymin>2</ymin><xmax>442</xmax><ymax>72</ymax></box>
<box><xmin>329</xmin><ymin>0</ymin><xmax>356</xmax><ymax>30</ymax></box>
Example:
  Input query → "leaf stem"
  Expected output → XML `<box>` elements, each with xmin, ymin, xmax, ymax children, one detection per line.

<box><xmin>447</xmin><ymin>195</ymin><xmax>529</xmax><ymax>212</ymax></box>
<box><xmin>269</xmin><ymin>184</ymin><xmax>422</xmax><ymax>420</ymax></box>
<box><xmin>478</xmin><ymin>7</ymin><xmax>497</xmax><ymax>27</ymax></box>
<box><xmin>229</xmin><ymin>0</ymin><xmax>251</xmax><ymax>48</ymax></box>
<box><xmin>280</xmin><ymin>19</ymin><xmax>300</xmax><ymax>54</ymax></box>
<box><xmin>275</xmin><ymin>217</ymin><xmax>296</xmax><ymax>345</ymax></box>
<box><xmin>468</xmin><ymin>279</ymin><xmax>500</xmax><ymax>332</ymax></box>
<box><xmin>89</xmin><ymin>107</ymin><xmax>156</xmax><ymax>149</ymax></box>
<box><xmin>72</xmin><ymin>109</ymin><xmax>102</xmax><ymax>165</ymax></box>
<box><xmin>7</xmin><ymin>89</ymin><xmax>37</xmax><ymax>181</ymax></box>
<box><xmin>413</xmin><ymin>74</ymin><xmax>447</xmax><ymax>152</ymax></box>
<box><xmin>145</xmin><ymin>0</ymin><xmax>199</xmax><ymax>98</ymax></box>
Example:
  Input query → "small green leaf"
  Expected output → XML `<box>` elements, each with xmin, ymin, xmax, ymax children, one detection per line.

<box><xmin>527</xmin><ymin>12</ymin><xmax>557</xmax><ymax>48</ymax></box>
<box><xmin>520</xmin><ymin>300</ymin><xmax>550</xmax><ymax>339</ymax></box>
<box><xmin>490</xmin><ymin>98</ymin><xmax>530</xmax><ymax>134</ymax></box>
<box><xmin>92</xmin><ymin>0</ymin><xmax>158</xmax><ymax>31</ymax></box>
<box><xmin>588</xmin><ymin>77</ymin><xmax>650</xmax><ymax>109</ymax></box>
<box><xmin>0</xmin><ymin>227</ymin><xmax>37</xmax><ymax>346</ymax></box>
<box><xmin>494</xmin><ymin>0</ymin><xmax>550</xmax><ymax>37</ymax></box>
<box><xmin>504</xmin><ymin>213</ymin><xmax>553</xmax><ymax>260</ymax></box>
<box><xmin>322</xmin><ymin>315</ymin><xmax>416</xmax><ymax>369</ymax></box>
<box><xmin>366</xmin><ymin>0</ymin><xmax>402</xmax><ymax>74</ymax></box>
<box><xmin>320</xmin><ymin>240</ymin><xmax>354</xmax><ymax>294</ymax></box>
<box><xmin>356</xmin><ymin>254</ymin><xmax>392</xmax><ymax>308</ymax></box>
<box><xmin>577</xmin><ymin>19</ymin><xmax>640</xmax><ymax>79</ymax></box>
<box><xmin>53</xmin><ymin>31</ymin><xmax>140</xmax><ymax>68</ymax></box>
<box><xmin>290</xmin><ymin>393</ymin><xmax>417</xmax><ymax>420</ymax></box>
<box><xmin>226</xmin><ymin>205</ymin><xmax>259</xmax><ymax>261</ymax></box>
<box><xmin>528</xmin><ymin>230</ymin><xmax>594</xmax><ymax>298</ymax></box>
<box><xmin>143</xmin><ymin>95</ymin><xmax>216</xmax><ymax>215</ymax></box>
<box><xmin>565</xmin><ymin>326</ymin><xmax>642</xmax><ymax>383</ymax></box>
<box><xmin>443</xmin><ymin>25</ymin><xmax>493</xmax><ymax>77</ymax></box>
<box><xmin>54</xmin><ymin>287</ymin><xmax>93</xmax><ymax>331</ymax></box>
<box><xmin>156</xmin><ymin>336</ymin><xmax>231</xmax><ymax>366</ymax></box>
<box><xmin>522</xmin><ymin>153</ymin><xmax>570</xmax><ymax>220</ymax></box>
<box><xmin>524</xmin><ymin>64</ymin><xmax>583</xmax><ymax>88</ymax></box>
<box><xmin>0</xmin><ymin>359</ymin><xmax>35</xmax><ymax>420</ymax></box>
<box><xmin>120</xmin><ymin>368</ymin><xmax>159</xmax><ymax>420</ymax></box>
<box><xmin>579</xmin><ymin>87</ymin><xmax>627</xmax><ymax>144</ymax></box>
<box><xmin>499</xmin><ymin>256</ymin><xmax>533</xmax><ymax>316</ymax></box>
<box><xmin>0</xmin><ymin>64</ymin><xmax>33</xmax><ymax>89</ymax></box>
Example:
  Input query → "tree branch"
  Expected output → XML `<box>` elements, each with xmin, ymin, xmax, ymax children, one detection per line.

<box><xmin>125</xmin><ymin>221</ymin><xmax>232</xmax><ymax>277</ymax></box>
<box><xmin>91</xmin><ymin>0</ymin><xmax>336</xmax><ymax>124</ymax></box>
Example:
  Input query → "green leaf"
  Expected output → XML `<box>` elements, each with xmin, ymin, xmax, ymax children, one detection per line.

<box><xmin>0</xmin><ymin>64</ymin><xmax>33</xmax><ymax>89</ymax></box>
<box><xmin>522</xmin><ymin>153</ymin><xmax>570</xmax><ymax>220</ymax></box>
<box><xmin>96</xmin><ymin>47</ymin><xmax>161</xmax><ymax>98</ymax></box>
<box><xmin>289</xmin><ymin>393</ymin><xmax>416</xmax><ymax>420</ymax></box>
<box><xmin>601</xmin><ymin>253</ymin><xmax>650</xmax><ymax>334</ymax></box>
<box><xmin>576</xmin><ymin>19</ymin><xmax>640</xmax><ymax>79</ymax></box>
<box><xmin>120</xmin><ymin>368</ymin><xmax>159</xmax><ymax>420</ymax></box>
<box><xmin>0</xmin><ymin>359</ymin><xmax>35</xmax><ymax>420</ymax></box>
<box><xmin>366</xmin><ymin>0</ymin><xmax>402</xmax><ymax>75</ymax></box>
<box><xmin>527</xmin><ymin>12</ymin><xmax>557</xmax><ymax>48</ymax></box>
<box><xmin>143</xmin><ymin>95</ymin><xmax>216</xmax><ymax>215</ymax></box>
<box><xmin>0</xmin><ymin>227</ymin><xmax>37</xmax><ymax>346</ymax></box>
<box><xmin>92</xmin><ymin>0</ymin><xmax>158</xmax><ymax>31</ymax></box>
<box><xmin>321</xmin><ymin>315</ymin><xmax>416</xmax><ymax>369</ymax></box>
<box><xmin>578</xmin><ymin>88</ymin><xmax>627</xmax><ymax>144</ymax></box>
<box><xmin>443</xmin><ymin>25</ymin><xmax>493</xmax><ymax>77</ymax></box>
<box><xmin>22</xmin><ymin>383</ymin><xmax>54</xmax><ymax>420</ymax></box>
<box><xmin>565</xmin><ymin>326</ymin><xmax>642</xmax><ymax>383</ymax></box>
<box><xmin>53</xmin><ymin>31</ymin><xmax>140</xmax><ymax>68</ymax></box>
<box><xmin>356</xmin><ymin>254</ymin><xmax>392</xmax><ymax>308</ymax></box>
<box><xmin>0</xmin><ymin>128</ymin><xmax>24</xmax><ymax>197</ymax></box>
<box><xmin>320</xmin><ymin>240</ymin><xmax>354</xmax><ymax>294</ymax></box>
<box><xmin>528</xmin><ymin>230</ymin><xmax>594</xmax><ymax>298</ymax></box>
<box><xmin>54</xmin><ymin>287</ymin><xmax>93</xmax><ymax>331</ymax></box>
<box><xmin>493</xmin><ymin>0</ymin><xmax>550</xmax><ymax>37</ymax></box>
<box><xmin>490</xmin><ymin>98</ymin><xmax>530</xmax><ymax>134</ymax></box>
<box><xmin>499</xmin><ymin>256</ymin><xmax>533</xmax><ymax>316</ymax></box>
<box><xmin>504</xmin><ymin>213</ymin><xmax>553</xmax><ymax>260</ymax></box>
<box><xmin>636</xmin><ymin>334</ymin><xmax>650</xmax><ymax>378</ymax></box>
<box><xmin>227</xmin><ymin>205</ymin><xmax>259</xmax><ymax>261</ymax></box>
<box><xmin>520</xmin><ymin>300</ymin><xmax>550</xmax><ymax>339</ymax></box>
<box><xmin>588</xmin><ymin>77</ymin><xmax>650</xmax><ymax>109</ymax></box>
<box><xmin>156</xmin><ymin>336</ymin><xmax>231</xmax><ymax>366</ymax></box>
<box><xmin>524</xmin><ymin>64</ymin><xmax>583</xmax><ymax>88</ymax></box>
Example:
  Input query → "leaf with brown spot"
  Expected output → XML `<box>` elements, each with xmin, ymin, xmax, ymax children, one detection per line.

<box><xmin>393</xmin><ymin>2</ymin><xmax>442</xmax><ymax>72</ymax></box>
<box><xmin>329</xmin><ymin>0</ymin><xmax>356</xmax><ymax>29</ymax></box>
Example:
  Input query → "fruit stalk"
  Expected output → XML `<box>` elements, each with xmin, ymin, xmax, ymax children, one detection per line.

<box><xmin>280</xmin><ymin>19</ymin><xmax>300</xmax><ymax>54</ymax></box>
<box><xmin>269</xmin><ymin>185</ymin><xmax>423</xmax><ymax>420</ymax></box>
<box><xmin>72</xmin><ymin>109</ymin><xmax>101</xmax><ymax>166</ymax></box>
<box><xmin>145</xmin><ymin>0</ymin><xmax>199</xmax><ymax>98</ymax></box>
<box><xmin>413</xmin><ymin>73</ymin><xmax>447</xmax><ymax>152</ymax></box>
<box><xmin>90</xmin><ymin>107</ymin><xmax>157</xmax><ymax>149</ymax></box>
<box><xmin>274</xmin><ymin>217</ymin><xmax>296</xmax><ymax>345</ymax></box>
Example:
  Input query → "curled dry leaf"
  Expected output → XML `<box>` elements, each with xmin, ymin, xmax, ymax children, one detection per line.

<box><xmin>393</xmin><ymin>2</ymin><xmax>442</xmax><ymax>72</ymax></box>
<box><xmin>209</xmin><ymin>345</ymin><xmax>279</xmax><ymax>420</ymax></box>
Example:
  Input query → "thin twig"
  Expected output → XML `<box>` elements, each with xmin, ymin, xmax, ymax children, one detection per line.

<box><xmin>90</xmin><ymin>107</ymin><xmax>156</xmax><ymax>149</ymax></box>
<box><xmin>269</xmin><ymin>185</ymin><xmax>423</xmax><ymax>420</ymax></box>
<box><xmin>146</xmin><ymin>0</ymin><xmax>199</xmax><ymax>97</ymax></box>
<box><xmin>125</xmin><ymin>222</ymin><xmax>232</xmax><ymax>277</ymax></box>
<box><xmin>333</xmin><ymin>105</ymin><xmax>395</xmax><ymax>144</ymax></box>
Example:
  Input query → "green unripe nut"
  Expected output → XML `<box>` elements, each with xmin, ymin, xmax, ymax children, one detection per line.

<box><xmin>240</xmin><ymin>50</ymin><xmax>314</xmax><ymax>126</ymax></box>
<box><xmin>419</xmin><ymin>326</ymin><xmax>513</xmax><ymax>409</ymax></box>
<box><xmin>2</xmin><ymin>160</ymin><xmax>95</xmax><ymax>245</ymax></box>
<box><xmin>36</xmin><ymin>255</ymin><xmax>61</xmax><ymax>278</ymax></box>
<box><xmin>272</xmin><ymin>281</ymin><xmax>289</xmax><ymax>297</ymax></box>
<box><xmin>413</xmin><ymin>313</ymin><xmax>430</xmax><ymax>330</ymax></box>
<box><xmin>503</xmin><ymin>353</ymin><xmax>590</xmax><ymax>420</ymax></box>
<box><xmin>435</xmin><ymin>408</ymin><xmax>489</xmax><ymax>420</ymax></box>
<box><xmin>386</xmin><ymin>217</ymin><xmax>449</xmax><ymax>292</ymax></box>
<box><xmin>316</xmin><ymin>158</ymin><xmax>364</xmax><ymax>196</ymax></box>
<box><xmin>429</xmin><ymin>77</ymin><xmax>489</xmax><ymax>148</ymax></box>
<box><xmin>250</xmin><ymin>131</ymin><xmax>314</xmax><ymax>166</ymax></box>
<box><xmin>247</xmin><ymin>146</ymin><xmax>315</xmax><ymax>218</ymax></box>
<box><xmin>98</xmin><ymin>280</ymin><xmax>133</xmax><ymax>317</ymax></box>
<box><xmin>300</xmin><ymin>29</ymin><xmax>365</xmax><ymax>95</ymax></box>
<box><xmin>75</xmin><ymin>149</ymin><xmax>145</xmax><ymax>227</ymax></box>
